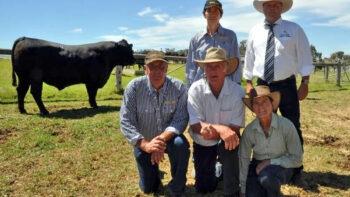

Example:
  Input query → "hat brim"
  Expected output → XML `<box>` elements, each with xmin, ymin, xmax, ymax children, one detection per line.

<box><xmin>194</xmin><ymin>57</ymin><xmax>239</xmax><ymax>75</ymax></box>
<box><xmin>253</xmin><ymin>0</ymin><xmax>293</xmax><ymax>14</ymax></box>
<box><xmin>242</xmin><ymin>91</ymin><xmax>281</xmax><ymax>112</ymax></box>
<box><xmin>145</xmin><ymin>58</ymin><xmax>169</xmax><ymax>65</ymax></box>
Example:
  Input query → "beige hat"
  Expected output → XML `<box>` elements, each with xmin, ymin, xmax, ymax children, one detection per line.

<box><xmin>145</xmin><ymin>51</ymin><xmax>169</xmax><ymax>65</ymax></box>
<box><xmin>194</xmin><ymin>48</ymin><xmax>239</xmax><ymax>75</ymax></box>
<box><xmin>243</xmin><ymin>86</ymin><xmax>281</xmax><ymax>111</ymax></box>
<box><xmin>253</xmin><ymin>0</ymin><xmax>293</xmax><ymax>13</ymax></box>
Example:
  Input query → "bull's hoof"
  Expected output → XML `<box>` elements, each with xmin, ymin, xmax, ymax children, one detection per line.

<box><xmin>19</xmin><ymin>109</ymin><xmax>27</xmax><ymax>114</ymax></box>
<box><xmin>40</xmin><ymin>110</ymin><xmax>50</xmax><ymax>115</ymax></box>
<box><xmin>92</xmin><ymin>105</ymin><xmax>98</xmax><ymax>109</ymax></box>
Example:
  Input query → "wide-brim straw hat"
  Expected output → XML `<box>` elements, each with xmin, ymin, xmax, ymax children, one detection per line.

<box><xmin>243</xmin><ymin>86</ymin><xmax>281</xmax><ymax>111</ymax></box>
<box><xmin>194</xmin><ymin>47</ymin><xmax>239</xmax><ymax>75</ymax></box>
<box><xmin>145</xmin><ymin>51</ymin><xmax>169</xmax><ymax>65</ymax></box>
<box><xmin>253</xmin><ymin>0</ymin><xmax>293</xmax><ymax>14</ymax></box>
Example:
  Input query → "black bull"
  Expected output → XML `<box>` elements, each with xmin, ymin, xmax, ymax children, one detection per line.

<box><xmin>12</xmin><ymin>37</ymin><xmax>135</xmax><ymax>115</ymax></box>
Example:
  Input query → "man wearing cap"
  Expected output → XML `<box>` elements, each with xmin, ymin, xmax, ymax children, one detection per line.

<box><xmin>188</xmin><ymin>47</ymin><xmax>245</xmax><ymax>196</ymax></box>
<box><xmin>243</xmin><ymin>0</ymin><xmax>313</xmax><ymax>184</ymax></box>
<box><xmin>240</xmin><ymin>86</ymin><xmax>303</xmax><ymax>196</ymax></box>
<box><xmin>186</xmin><ymin>0</ymin><xmax>241</xmax><ymax>88</ymax></box>
<box><xmin>119</xmin><ymin>51</ymin><xmax>190</xmax><ymax>196</ymax></box>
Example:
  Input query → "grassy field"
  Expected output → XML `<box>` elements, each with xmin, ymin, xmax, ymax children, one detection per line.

<box><xmin>0</xmin><ymin>58</ymin><xmax>349</xmax><ymax>196</ymax></box>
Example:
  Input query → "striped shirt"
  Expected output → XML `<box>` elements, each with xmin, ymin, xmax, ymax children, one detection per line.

<box><xmin>186</xmin><ymin>24</ymin><xmax>242</xmax><ymax>87</ymax></box>
<box><xmin>119</xmin><ymin>75</ymin><xmax>189</xmax><ymax>146</ymax></box>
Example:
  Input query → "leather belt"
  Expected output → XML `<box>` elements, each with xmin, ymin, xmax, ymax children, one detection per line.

<box><xmin>259</xmin><ymin>75</ymin><xmax>295</xmax><ymax>84</ymax></box>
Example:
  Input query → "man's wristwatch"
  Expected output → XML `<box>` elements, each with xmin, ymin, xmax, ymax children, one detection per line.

<box><xmin>301</xmin><ymin>78</ymin><xmax>309</xmax><ymax>85</ymax></box>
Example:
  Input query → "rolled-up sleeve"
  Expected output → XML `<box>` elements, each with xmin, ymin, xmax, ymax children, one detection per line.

<box><xmin>165</xmin><ymin>84</ymin><xmax>189</xmax><ymax>134</ymax></box>
<box><xmin>186</xmin><ymin>39</ymin><xmax>197</xmax><ymax>88</ymax></box>
<box><xmin>243</xmin><ymin>30</ymin><xmax>255</xmax><ymax>81</ymax></box>
<box><xmin>187</xmin><ymin>86</ymin><xmax>204</xmax><ymax>125</ymax></box>
<box><xmin>239</xmin><ymin>127</ymin><xmax>253</xmax><ymax>193</ymax></box>
<box><xmin>119</xmin><ymin>81</ymin><xmax>144</xmax><ymax>146</ymax></box>
<box><xmin>296</xmin><ymin>26</ymin><xmax>314</xmax><ymax>77</ymax></box>
<box><xmin>270</xmin><ymin>120</ymin><xmax>303</xmax><ymax>168</ymax></box>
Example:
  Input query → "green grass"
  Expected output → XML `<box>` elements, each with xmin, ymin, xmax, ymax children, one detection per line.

<box><xmin>0</xmin><ymin>58</ymin><xmax>349</xmax><ymax>196</ymax></box>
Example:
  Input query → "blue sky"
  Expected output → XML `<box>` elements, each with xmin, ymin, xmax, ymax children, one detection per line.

<box><xmin>1</xmin><ymin>0</ymin><xmax>349</xmax><ymax>58</ymax></box>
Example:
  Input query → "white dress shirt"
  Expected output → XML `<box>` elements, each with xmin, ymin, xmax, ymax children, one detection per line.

<box><xmin>187</xmin><ymin>77</ymin><xmax>245</xmax><ymax>146</ymax></box>
<box><xmin>243</xmin><ymin>18</ymin><xmax>314</xmax><ymax>81</ymax></box>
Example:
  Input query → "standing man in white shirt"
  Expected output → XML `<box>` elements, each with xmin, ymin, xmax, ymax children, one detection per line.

<box><xmin>188</xmin><ymin>48</ymin><xmax>245</xmax><ymax>196</ymax></box>
<box><xmin>243</xmin><ymin>0</ymin><xmax>313</xmax><ymax>186</ymax></box>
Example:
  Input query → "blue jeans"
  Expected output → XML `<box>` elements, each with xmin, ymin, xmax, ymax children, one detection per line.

<box><xmin>193</xmin><ymin>141</ymin><xmax>240</xmax><ymax>196</ymax></box>
<box><xmin>133</xmin><ymin>134</ymin><xmax>190</xmax><ymax>195</ymax></box>
<box><xmin>246</xmin><ymin>159</ymin><xmax>294</xmax><ymax>197</ymax></box>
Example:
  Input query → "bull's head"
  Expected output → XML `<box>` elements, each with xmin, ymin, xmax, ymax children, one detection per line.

<box><xmin>114</xmin><ymin>39</ymin><xmax>135</xmax><ymax>66</ymax></box>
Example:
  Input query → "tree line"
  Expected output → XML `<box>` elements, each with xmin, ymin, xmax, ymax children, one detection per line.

<box><xmin>136</xmin><ymin>41</ymin><xmax>349</xmax><ymax>63</ymax></box>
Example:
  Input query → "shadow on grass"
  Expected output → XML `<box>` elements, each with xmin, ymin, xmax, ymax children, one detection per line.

<box><xmin>42</xmin><ymin>106</ymin><xmax>120</xmax><ymax>119</ymax></box>
<box><xmin>309</xmin><ymin>88</ymin><xmax>348</xmax><ymax>93</ymax></box>
<box><xmin>304</xmin><ymin>171</ymin><xmax>350</xmax><ymax>192</ymax></box>
<box><xmin>0</xmin><ymin>97</ymin><xmax>123</xmax><ymax>105</ymax></box>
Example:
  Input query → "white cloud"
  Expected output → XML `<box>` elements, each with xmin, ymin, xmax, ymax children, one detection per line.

<box><xmin>153</xmin><ymin>14</ymin><xmax>169</xmax><ymax>22</ymax></box>
<box><xmin>313</xmin><ymin>14</ymin><xmax>350</xmax><ymax>28</ymax></box>
<box><xmin>119</xmin><ymin>27</ymin><xmax>128</xmax><ymax>31</ymax></box>
<box><xmin>138</xmin><ymin>7</ymin><xmax>154</xmax><ymax>16</ymax></box>
<box><xmin>71</xmin><ymin>28</ymin><xmax>82</xmax><ymax>33</ymax></box>
<box><xmin>98</xmin><ymin>35</ymin><xmax>128</xmax><ymax>42</ymax></box>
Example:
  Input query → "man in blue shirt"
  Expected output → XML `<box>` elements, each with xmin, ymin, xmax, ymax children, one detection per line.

<box><xmin>120</xmin><ymin>51</ymin><xmax>190</xmax><ymax>197</ymax></box>
<box><xmin>186</xmin><ymin>0</ymin><xmax>241</xmax><ymax>87</ymax></box>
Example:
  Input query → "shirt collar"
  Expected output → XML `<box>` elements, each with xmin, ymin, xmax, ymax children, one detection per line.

<box><xmin>252</xmin><ymin>112</ymin><xmax>279</xmax><ymax>134</ymax></box>
<box><xmin>264</xmin><ymin>17</ymin><xmax>283</xmax><ymax>26</ymax></box>
<box><xmin>146</xmin><ymin>75</ymin><xmax>169</xmax><ymax>96</ymax></box>
<box><xmin>203</xmin><ymin>77</ymin><xmax>231</xmax><ymax>97</ymax></box>
<box><xmin>200</xmin><ymin>24</ymin><xmax>224</xmax><ymax>38</ymax></box>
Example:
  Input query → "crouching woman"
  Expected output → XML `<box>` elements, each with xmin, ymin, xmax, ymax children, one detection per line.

<box><xmin>239</xmin><ymin>86</ymin><xmax>303</xmax><ymax>197</ymax></box>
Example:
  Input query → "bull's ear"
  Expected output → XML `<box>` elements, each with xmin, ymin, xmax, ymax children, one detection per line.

<box><xmin>130</xmin><ymin>44</ymin><xmax>133</xmax><ymax>48</ymax></box>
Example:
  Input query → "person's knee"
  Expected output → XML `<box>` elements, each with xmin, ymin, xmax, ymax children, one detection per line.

<box><xmin>173</xmin><ymin>136</ymin><xmax>190</xmax><ymax>155</ymax></box>
<box><xmin>258</xmin><ymin>173</ymin><xmax>280</xmax><ymax>191</ymax></box>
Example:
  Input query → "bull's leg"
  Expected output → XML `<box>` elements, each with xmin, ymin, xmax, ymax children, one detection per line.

<box><xmin>16</xmin><ymin>79</ymin><xmax>30</xmax><ymax>113</ymax></box>
<box><xmin>30</xmin><ymin>81</ymin><xmax>49</xmax><ymax>115</ymax></box>
<box><xmin>86</xmin><ymin>85</ymin><xmax>98</xmax><ymax>108</ymax></box>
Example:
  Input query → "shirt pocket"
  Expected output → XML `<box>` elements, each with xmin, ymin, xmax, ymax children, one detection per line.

<box><xmin>219</xmin><ymin>109</ymin><xmax>233</xmax><ymax>125</ymax></box>
<box><xmin>162</xmin><ymin>103</ymin><xmax>177</xmax><ymax>123</ymax></box>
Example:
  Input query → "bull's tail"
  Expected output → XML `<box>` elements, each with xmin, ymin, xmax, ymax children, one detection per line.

<box><xmin>11</xmin><ymin>37</ymin><xmax>24</xmax><ymax>87</ymax></box>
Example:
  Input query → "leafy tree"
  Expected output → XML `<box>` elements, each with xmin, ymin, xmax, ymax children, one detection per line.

<box><xmin>330</xmin><ymin>51</ymin><xmax>344</xmax><ymax>61</ymax></box>
<box><xmin>310</xmin><ymin>45</ymin><xmax>322</xmax><ymax>62</ymax></box>
<box><xmin>239</xmin><ymin>40</ymin><xmax>247</xmax><ymax>56</ymax></box>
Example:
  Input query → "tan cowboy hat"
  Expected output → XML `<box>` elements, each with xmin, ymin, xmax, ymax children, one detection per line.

<box><xmin>145</xmin><ymin>51</ymin><xmax>169</xmax><ymax>65</ymax></box>
<box><xmin>194</xmin><ymin>47</ymin><xmax>239</xmax><ymax>75</ymax></box>
<box><xmin>242</xmin><ymin>86</ymin><xmax>281</xmax><ymax>111</ymax></box>
<box><xmin>253</xmin><ymin>0</ymin><xmax>293</xmax><ymax>14</ymax></box>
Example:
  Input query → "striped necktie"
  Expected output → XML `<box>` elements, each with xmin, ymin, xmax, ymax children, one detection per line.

<box><xmin>264</xmin><ymin>24</ymin><xmax>276</xmax><ymax>84</ymax></box>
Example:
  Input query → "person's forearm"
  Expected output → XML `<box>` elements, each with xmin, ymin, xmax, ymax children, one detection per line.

<box><xmin>159</xmin><ymin>131</ymin><xmax>176</xmax><ymax>142</ymax></box>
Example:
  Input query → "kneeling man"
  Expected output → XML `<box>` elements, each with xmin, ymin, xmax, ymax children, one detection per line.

<box><xmin>240</xmin><ymin>86</ymin><xmax>303</xmax><ymax>197</ymax></box>
<box><xmin>120</xmin><ymin>51</ymin><xmax>190</xmax><ymax>196</ymax></box>
<box><xmin>188</xmin><ymin>47</ymin><xmax>245</xmax><ymax>196</ymax></box>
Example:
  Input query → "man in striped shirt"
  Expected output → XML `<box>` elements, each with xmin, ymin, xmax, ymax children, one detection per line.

<box><xmin>119</xmin><ymin>51</ymin><xmax>190</xmax><ymax>197</ymax></box>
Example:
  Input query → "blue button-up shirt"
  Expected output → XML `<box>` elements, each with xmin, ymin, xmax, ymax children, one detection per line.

<box><xmin>186</xmin><ymin>24</ymin><xmax>242</xmax><ymax>87</ymax></box>
<box><xmin>120</xmin><ymin>75</ymin><xmax>189</xmax><ymax>146</ymax></box>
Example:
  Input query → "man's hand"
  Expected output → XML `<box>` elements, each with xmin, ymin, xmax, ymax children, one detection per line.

<box><xmin>218</xmin><ymin>127</ymin><xmax>239</xmax><ymax>150</ymax></box>
<box><xmin>200</xmin><ymin>124</ymin><xmax>220</xmax><ymax>140</ymax></box>
<box><xmin>246</xmin><ymin>80</ymin><xmax>254</xmax><ymax>95</ymax></box>
<box><xmin>298</xmin><ymin>83</ymin><xmax>308</xmax><ymax>100</ymax></box>
<box><xmin>256</xmin><ymin>159</ymin><xmax>270</xmax><ymax>175</ymax></box>
<box><xmin>151</xmin><ymin>151</ymin><xmax>165</xmax><ymax>165</ymax></box>
<box><xmin>139</xmin><ymin>136</ymin><xmax>166</xmax><ymax>153</ymax></box>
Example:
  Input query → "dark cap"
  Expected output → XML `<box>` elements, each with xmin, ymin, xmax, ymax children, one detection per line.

<box><xmin>204</xmin><ymin>0</ymin><xmax>223</xmax><ymax>14</ymax></box>
<box><xmin>145</xmin><ymin>51</ymin><xmax>168</xmax><ymax>65</ymax></box>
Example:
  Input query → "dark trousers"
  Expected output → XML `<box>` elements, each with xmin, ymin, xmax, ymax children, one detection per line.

<box><xmin>246</xmin><ymin>159</ymin><xmax>294</xmax><ymax>197</ymax></box>
<box><xmin>133</xmin><ymin>134</ymin><xmax>190</xmax><ymax>195</ymax></box>
<box><xmin>193</xmin><ymin>141</ymin><xmax>239</xmax><ymax>196</ymax></box>
<box><xmin>257</xmin><ymin>77</ymin><xmax>303</xmax><ymax>146</ymax></box>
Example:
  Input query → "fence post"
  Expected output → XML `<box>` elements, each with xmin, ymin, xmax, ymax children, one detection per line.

<box><xmin>324</xmin><ymin>64</ymin><xmax>329</xmax><ymax>81</ymax></box>
<box><xmin>336</xmin><ymin>63</ymin><xmax>341</xmax><ymax>86</ymax></box>
<box><xmin>115</xmin><ymin>65</ymin><xmax>123</xmax><ymax>91</ymax></box>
